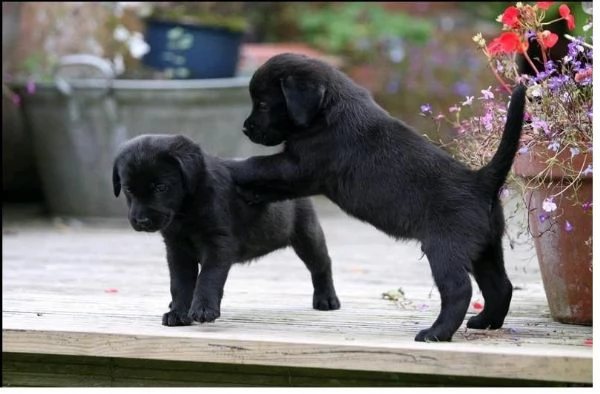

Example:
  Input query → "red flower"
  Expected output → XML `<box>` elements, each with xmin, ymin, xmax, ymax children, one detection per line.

<box><xmin>559</xmin><ymin>4</ymin><xmax>576</xmax><ymax>30</ymax></box>
<box><xmin>487</xmin><ymin>32</ymin><xmax>528</xmax><ymax>55</ymax></box>
<box><xmin>539</xmin><ymin>30</ymin><xmax>559</xmax><ymax>48</ymax></box>
<box><xmin>501</xmin><ymin>6</ymin><xmax>521</xmax><ymax>28</ymax></box>
<box><xmin>536</xmin><ymin>2</ymin><xmax>553</xmax><ymax>10</ymax></box>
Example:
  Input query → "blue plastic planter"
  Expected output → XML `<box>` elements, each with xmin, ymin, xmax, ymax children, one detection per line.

<box><xmin>142</xmin><ymin>19</ymin><xmax>243</xmax><ymax>79</ymax></box>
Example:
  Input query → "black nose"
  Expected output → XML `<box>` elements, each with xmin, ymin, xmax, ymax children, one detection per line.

<box><xmin>135</xmin><ymin>218</ymin><xmax>152</xmax><ymax>228</ymax></box>
<box><xmin>243</xmin><ymin>119</ymin><xmax>254</xmax><ymax>132</ymax></box>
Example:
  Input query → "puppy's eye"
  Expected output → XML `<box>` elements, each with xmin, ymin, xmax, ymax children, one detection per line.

<box><xmin>257</xmin><ymin>101</ymin><xmax>269</xmax><ymax>111</ymax></box>
<box><xmin>153</xmin><ymin>184</ymin><xmax>169</xmax><ymax>193</ymax></box>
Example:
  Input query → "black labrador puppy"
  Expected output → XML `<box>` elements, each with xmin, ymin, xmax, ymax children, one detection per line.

<box><xmin>112</xmin><ymin>134</ymin><xmax>340</xmax><ymax>326</ymax></box>
<box><xmin>226</xmin><ymin>53</ymin><xmax>527</xmax><ymax>342</ymax></box>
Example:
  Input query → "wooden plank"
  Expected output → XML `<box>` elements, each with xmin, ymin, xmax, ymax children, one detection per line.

<box><xmin>2</xmin><ymin>324</ymin><xmax>591</xmax><ymax>384</ymax></box>
<box><xmin>3</xmin><ymin>353</ymin><xmax>574</xmax><ymax>387</ymax></box>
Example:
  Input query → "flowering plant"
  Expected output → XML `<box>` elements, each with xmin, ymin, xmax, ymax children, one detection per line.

<box><xmin>421</xmin><ymin>2</ymin><xmax>593</xmax><ymax>241</ymax></box>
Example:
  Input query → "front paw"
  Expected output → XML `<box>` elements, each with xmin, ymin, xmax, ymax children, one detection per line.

<box><xmin>414</xmin><ymin>328</ymin><xmax>453</xmax><ymax>342</ymax></box>
<box><xmin>188</xmin><ymin>303</ymin><xmax>221</xmax><ymax>323</ymax></box>
<box><xmin>162</xmin><ymin>309</ymin><xmax>192</xmax><ymax>326</ymax></box>
<box><xmin>313</xmin><ymin>293</ymin><xmax>341</xmax><ymax>311</ymax></box>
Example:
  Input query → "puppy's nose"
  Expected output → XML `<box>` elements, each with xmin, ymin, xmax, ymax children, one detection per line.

<box><xmin>135</xmin><ymin>218</ymin><xmax>152</xmax><ymax>228</ymax></box>
<box><xmin>243</xmin><ymin>119</ymin><xmax>254</xmax><ymax>131</ymax></box>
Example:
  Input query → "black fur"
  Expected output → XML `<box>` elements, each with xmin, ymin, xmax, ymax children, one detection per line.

<box><xmin>227</xmin><ymin>53</ymin><xmax>527</xmax><ymax>342</ymax></box>
<box><xmin>112</xmin><ymin>134</ymin><xmax>340</xmax><ymax>326</ymax></box>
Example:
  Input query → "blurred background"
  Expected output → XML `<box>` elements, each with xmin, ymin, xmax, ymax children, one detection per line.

<box><xmin>1</xmin><ymin>2</ymin><xmax>587</xmax><ymax>217</ymax></box>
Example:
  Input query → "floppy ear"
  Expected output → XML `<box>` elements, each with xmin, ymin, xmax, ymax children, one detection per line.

<box><xmin>112</xmin><ymin>160</ymin><xmax>121</xmax><ymax>197</ymax></box>
<box><xmin>280</xmin><ymin>75</ymin><xmax>325</xmax><ymax>127</ymax></box>
<box><xmin>168</xmin><ymin>136</ymin><xmax>205</xmax><ymax>195</ymax></box>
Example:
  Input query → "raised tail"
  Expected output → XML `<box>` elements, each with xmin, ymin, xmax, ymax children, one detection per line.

<box><xmin>477</xmin><ymin>84</ymin><xmax>527</xmax><ymax>197</ymax></box>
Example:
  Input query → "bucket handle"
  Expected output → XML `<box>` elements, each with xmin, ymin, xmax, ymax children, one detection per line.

<box><xmin>54</xmin><ymin>54</ymin><xmax>115</xmax><ymax>96</ymax></box>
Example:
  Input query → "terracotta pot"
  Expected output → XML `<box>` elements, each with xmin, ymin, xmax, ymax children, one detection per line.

<box><xmin>513</xmin><ymin>146</ymin><xmax>592</xmax><ymax>325</ymax></box>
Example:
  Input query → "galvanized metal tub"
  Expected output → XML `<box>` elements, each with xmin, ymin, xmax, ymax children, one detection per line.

<box><xmin>11</xmin><ymin>55</ymin><xmax>275</xmax><ymax>218</ymax></box>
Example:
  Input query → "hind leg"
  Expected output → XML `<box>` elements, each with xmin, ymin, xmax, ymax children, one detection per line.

<box><xmin>416</xmin><ymin>239</ymin><xmax>472</xmax><ymax>342</ymax></box>
<box><xmin>467</xmin><ymin>240</ymin><xmax>513</xmax><ymax>329</ymax></box>
<box><xmin>291</xmin><ymin>203</ymin><xmax>340</xmax><ymax>311</ymax></box>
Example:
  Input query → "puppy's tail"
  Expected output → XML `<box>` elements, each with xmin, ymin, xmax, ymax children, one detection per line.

<box><xmin>477</xmin><ymin>83</ymin><xmax>526</xmax><ymax>198</ymax></box>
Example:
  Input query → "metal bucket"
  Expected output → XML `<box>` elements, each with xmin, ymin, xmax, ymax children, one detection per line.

<box><xmin>12</xmin><ymin>54</ymin><xmax>274</xmax><ymax>218</ymax></box>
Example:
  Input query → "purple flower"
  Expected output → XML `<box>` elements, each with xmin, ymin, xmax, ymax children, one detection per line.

<box><xmin>548</xmin><ymin>141</ymin><xmax>560</xmax><ymax>152</ymax></box>
<box><xmin>518</xmin><ymin>146</ymin><xmax>529</xmax><ymax>154</ymax></box>
<box><xmin>26</xmin><ymin>80</ymin><xmax>36</xmax><ymax>95</ymax></box>
<box><xmin>544</xmin><ymin>60</ymin><xmax>556</xmax><ymax>73</ymax></box>
<box><xmin>547</xmin><ymin>75</ymin><xmax>569</xmax><ymax>91</ymax></box>
<box><xmin>480</xmin><ymin>86</ymin><xmax>494</xmax><ymax>100</ymax></box>
<box><xmin>420</xmin><ymin>103</ymin><xmax>432</xmax><ymax>114</ymax></box>
<box><xmin>495</xmin><ymin>60</ymin><xmax>504</xmax><ymax>73</ymax></box>
<box><xmin>539</xmin><ymin>214</ymin><xmax>548</xmax><ymax>223</ymax></box>
<box><xmin>481</xmin><ymin>110</ymin><xmax>493</xmax><ymax>131</ymax></box>
<box><xmin>564</xmin><ymin>220</ymin><xmax>574</xmax><ymax>232</ymax></box>
<box><xmin>525</xmin><ymin>30</ymin><xmax>536</xmax><ymax>42</ymax></box>
<box><xmin>567</xmin><ymin>41</ymin><xmax>585</xmax><ymax>58</ymax></box>
<box><xmin>570</xmin><ymin>147</ymin><xmax>581</xmax><ymax>158</ymax></box>
<box><xmin>461</xmin><ymin>96</ymin><xmax>474</xmax><ymax>106</ymax></box>
<box><xmin>531</xmin><ymin>118</ymin><xmax>550</xmax><ymax>135</ymax></box>
<box><xmin>582</xmin><ymin>201</ymin><xmax>592</xmax><ymax>211</ymax></box>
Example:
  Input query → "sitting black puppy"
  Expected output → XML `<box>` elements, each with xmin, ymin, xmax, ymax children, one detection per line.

<box><xmin>112</xmin><ymin>134</ymin><xmax>340</xmax><ymax>326</ymax></box>
<box><xmin>226</xmin><ymin>53</ymin><xmax>527</xmax><ymax>342</ymax></box>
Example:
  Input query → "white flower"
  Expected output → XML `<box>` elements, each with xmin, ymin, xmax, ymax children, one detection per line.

<box><xmin>583</xmin><ymin>164</ymin><xmax>593</xmax><ymax>176</ymax></box>
<box><xmin>542</xmin><ymin>198</ymin><xmax>557</xmax><ymax>212</ymax></box>
<box><xmin>461</xmin><ymin>96</ymin><xmax>474</xmax><ymax>106</ymax></box>
<box><xmin>128</xmin><ymin>32</ymin><xmax>150</xmax><ymax>59</ymax></box>
<box><xmin>113</xmin><ymin>25</ymin><xmax>130</xmax><ymax>43</ymax></box>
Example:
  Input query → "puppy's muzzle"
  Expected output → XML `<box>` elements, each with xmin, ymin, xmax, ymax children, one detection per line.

<box><xmin>132</xmin><ymin>217</ymin><xmax>154</xmax><ymax>232</ymax></box>
<box><xmin>242</xmin><ymin>119</ymin><xmax>255</xmax><ymax>137</ymax></box>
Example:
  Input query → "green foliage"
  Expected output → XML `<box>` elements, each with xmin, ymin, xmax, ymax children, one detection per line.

<box><xmin>148</xmin><ymin>2</ymin><xmax>249</xmax><ymax>33</ymax></box>
<box><xmin>295</xmin><ymin>3</ymin><xmax>434</xmax><ymax>60</ymax></box>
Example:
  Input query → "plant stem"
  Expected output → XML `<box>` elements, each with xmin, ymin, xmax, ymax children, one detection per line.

<box><xmin>564</xmin><ymin>34</ymin><xmax>594</xmax><ymax>49</ymax></box>
<box><xmin>487</xmin><ymin>61</ymin><xmax>512</xmax><ymax>94</ymax></box>
<box><xmin>522</xmin><ymin>50</ymin><xmax>541</xmax><ymax>75</ymax></box>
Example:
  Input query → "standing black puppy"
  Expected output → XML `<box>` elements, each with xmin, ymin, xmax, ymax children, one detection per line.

<box><xmin>112</xmin><ymin>134</ymin><xmax>340</xmax><ymax>326</ymax></box>
<box><xmin>226</xmin><ymin>53</ymin><xmax>527</xmax><ymax>342</ymax></box>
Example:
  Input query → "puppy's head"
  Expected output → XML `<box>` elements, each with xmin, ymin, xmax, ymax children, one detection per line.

<box><xmin>243</xmin><ymin>53</ymin><xmax>331</xmax><ymax>146</ymax></box>
<box><xmin>112</xmin><ymin>134</ymin><xmax>205</xmax><ymax>232</ymax></box>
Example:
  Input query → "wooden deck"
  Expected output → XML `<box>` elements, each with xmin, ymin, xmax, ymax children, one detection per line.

<box><xmin>2</xmin><ymin>200</ymin><xmax>593</xmax><ymax>387</ymax></box>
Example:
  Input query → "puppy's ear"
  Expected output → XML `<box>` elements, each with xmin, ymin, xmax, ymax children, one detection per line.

<box><xmin>112</xmin><ymin>161</ymin><xmax>121</xmax><ymax>197</ymax></box>
<box><xmin>168</xmin><ymin>136</ymin><xmax>205</xmax><ymax>195</ymax></box>
<box><xmin>280</xmin><ymin>75</ymin><xmax>325</xmax><ymax>128</ymax></box>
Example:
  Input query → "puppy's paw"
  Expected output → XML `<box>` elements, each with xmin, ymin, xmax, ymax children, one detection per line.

<box><xmin>162</xmin><ymin>309</ymin><xmax>193</xmax><ymax>326</ymax></box>
<box><xmin>466</xmin><ymin>313</ymin><xmax>504</xmax><ymax>330</ymax></box>
<box><xmin>313</xmin><ymin>293</ymin><xmax>341</xmax><ymax>311</ymax></box>
<box><xmin>414</xmin><ymin>328</ymin><xmax>453</xmax><ymax>342</ymax></box>
<box><xmin>188</xmin><ymin>304</ymin><xmax>221</xmax><ymax>323</ymax></box>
